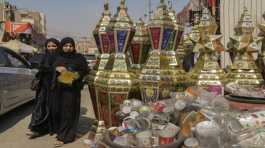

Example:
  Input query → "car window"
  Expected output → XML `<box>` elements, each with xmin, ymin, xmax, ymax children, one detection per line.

<box><xmin>7</xmin><ymin>53</ymin><xmax>26</xmax><ymax>68</ymax></box>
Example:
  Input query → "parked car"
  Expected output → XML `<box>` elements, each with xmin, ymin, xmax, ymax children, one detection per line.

<box><xmin>0</xmin><ymin>46</ymin><xmax>36</xmax><ymax>115</ymax></box>
<box><xmin>84</xmin><ymin>54</ymin><xmax>97</xmax><ymax>69</ymax></box>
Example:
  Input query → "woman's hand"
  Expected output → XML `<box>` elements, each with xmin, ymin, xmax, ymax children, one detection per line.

<box><xmin>56</xmin><ymin>66</ymin><xmax>67</xmax><ymax>73</ymax></box>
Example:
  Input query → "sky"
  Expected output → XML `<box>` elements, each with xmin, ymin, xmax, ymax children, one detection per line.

<box><xmin>8</xmin><ymin>0</ymin><xmax>189</xmax><ymax>38</ymax></box>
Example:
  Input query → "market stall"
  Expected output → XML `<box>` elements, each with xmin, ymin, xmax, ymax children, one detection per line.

<box><xmin>86</xmin><ymin>0</ymin><xmax>265</xmax><ymax>147</ymax></box>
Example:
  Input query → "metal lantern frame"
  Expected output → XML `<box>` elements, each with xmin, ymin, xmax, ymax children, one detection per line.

<box><xmin>88</xmin><ymin>0</ymin><xmax>112</xmax><ymax>119</ymax></box>
<box><xmin>139</xmin><ymin>0</ymin><xmax>185</xmax><ymax>102</ymax></box>
<box><xmin>95</xmin><ymin>0</ymin><xmax>137</xmax><ymax>127</ymax></box>
<box><xmin>188</xmin><ymin>8</ymin><xmax>226</xmax><ymax>88</ymax></box>
<box><xmin>226</xmin><ymin>7</ymin><xmax>264</xmax><ymax>87</ymax></box>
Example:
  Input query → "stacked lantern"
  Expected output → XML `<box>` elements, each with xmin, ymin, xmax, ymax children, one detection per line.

<box><xmin>87</xmin><ymin>0</ymin><xmax>112</xmax><ymax>119</ymax></box>
<box><xmin>167</xmin><ymin>8</ymin><xmax>186</xmax><ymax>91</ymax></box>
<box><xmin>139</xmin><ymin>0</ymin><xmax>184</xmax><ymax>102</ymax></box>
<box><xmin>95</xmin><ymin>0</ymin><xmax>137</xmax><ymax>127</ymax></box>
<box><xmin>129</xmin><ymin>18</ymin><xmax>150</xmax><ymax>76</ymax></box>
<box><xmin>189</xmin><ymin>8</ymin><xmax>225</xmax><ymax>87</ymax></box>
<box><xmin>226</xmin><ymin>7</ymin><xmax>263</xmax><ymax>87</ymax></box>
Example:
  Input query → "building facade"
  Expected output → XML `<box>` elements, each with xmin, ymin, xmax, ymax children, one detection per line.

<box><xmin>0</xmin><ymin>0</ymin><xmax>16</xmax><ymax>22</ymax></box>
<box><xmin>76</xmin><ymin>37</ymin><xmax>97</xmax><ymax>55</ymax></box>
<box><xmin>14</xmin><ymin>9</ymin><xmax>46</xmax><ymax>35</ymax></box>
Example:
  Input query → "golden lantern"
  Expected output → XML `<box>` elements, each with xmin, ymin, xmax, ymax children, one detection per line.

<box><xmin>139</xmin><ymin>0</ymin><xmax>184</xmax><ymax>102</ymax></box>
<box><xmin>129</xmin><ymin>18</ymin><xmax>150</xmax><ymax>76</ymax></box>
<box><xmin>189</xmin><ymin>8</ymin><xmax>225</xmax><ymax>87</ymax></box>
<box><xmin>95</xmin><ymin>0</ymin><xmax>137</xmax><ymax>127</ymax></box>
<box><xmin>87</xmin><ymin>0</ymin><xmax>112</xmax><ymax>119</ymax></box>
<box><xmin>226</xmin><ymin>7</ymin><xmax>263</xmax><ymax>87</ymax></box>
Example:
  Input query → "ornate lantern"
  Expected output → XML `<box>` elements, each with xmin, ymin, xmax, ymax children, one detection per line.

<box><xmin>257</xmin><ymin>12</ymin><xmax>265</xmax><ymax>79</ymax></box>
<box><xmin>87</xmin><ymin>0</ymin><xmax>112</xmax><ymax>119</ymax></box>
<box><xmin>189</xmin><ymin>8</ymin><xmax>225</xmax><ymax>87</ymax></box>
<box><xmin>227</xmin><ymin>8</ymin><xmax>263</xmax><ymax>87</ymax></box>
<box><xmin>167</xmin><ymin>8</ymin><xmax>186</xmax><ymax>91</ymax></box>
<box><xmin>139</xmin><ymin>0</ymin><xmax>183</xmax><ymax>102</ymax></box>
<box><xmin>129</xmin><ymin>18</ymin><xmax>150</xmax><ymax>75</ymax></box>
<box><xmin>95</xmin><ymin>0</ymin><xmax>137</xmax><ymax>127</ymax></box>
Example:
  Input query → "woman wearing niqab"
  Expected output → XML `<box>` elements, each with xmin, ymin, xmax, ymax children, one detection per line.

<box><xmin>52</xmin><ymin>37</ymin><xmax>88</xmax><ymax>146</ymax></box>
<box><xmin>27</xmin><ymin>38</ymin><xmax>60</xmax><ymax>138</ymax></box>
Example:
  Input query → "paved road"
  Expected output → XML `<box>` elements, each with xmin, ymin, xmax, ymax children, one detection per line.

<box><xmin>0</xmin><ymin>87</ymin><xmax>95</xmax><ymax>148</ymax></box>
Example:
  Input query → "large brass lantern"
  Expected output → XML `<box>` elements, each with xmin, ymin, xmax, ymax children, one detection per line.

<box><xmin>139</xmin><ymin>0</ymin><xmax>184</xmax><ymax>102</ymax></box>
<box><xmin>95</xmin><ymin>0</ymin><xmax>136</xmax><ymax>127</ymax></box>
<box><xmin>87</xmin><ymin>0</ymin><xmax>112</xmax><ymax>119</ymax></box>
<box><xmin>227</xmin><ymin>7</ymin><xmax>263</xmax><ymax>87</ymax></box>
<box><xmin>189</xmin><ymin>8</ymin><xmax>225</xmax><ymax>87</ymax></box>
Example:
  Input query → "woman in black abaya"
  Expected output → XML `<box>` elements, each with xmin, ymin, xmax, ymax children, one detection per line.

<box><xmin>52</xmin><ymin>37</ymin><xmax>88</xmax><ymax>146</ymax></box>
<box><xmin>27</xmin><ymin>38</ymin><xmax>60</xmax><ymax>138</ymax></box>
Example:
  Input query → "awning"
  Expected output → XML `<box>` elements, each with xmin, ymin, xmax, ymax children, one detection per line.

<box><xmin>0</xmin><ymin>40</ymin><xmax>38</xmax><ymax>53</ymax></box>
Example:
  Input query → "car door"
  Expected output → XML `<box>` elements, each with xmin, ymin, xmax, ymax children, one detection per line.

<box><xmin>0</xmin><ymin>48</ymin><xmax>10</xmax><ymax>114</ymax></box>
<box><xmin>0</xmin><ymin>48</ymin><xmax>35</xmax><ymax>114</ymax></box>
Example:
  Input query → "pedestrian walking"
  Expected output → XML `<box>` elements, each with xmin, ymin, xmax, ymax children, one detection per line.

<box><xmin>27</xmin><ymin>38</ymin><xmax>60</xmax><ymax>139</ymax></box>
<box><xmin>52</xmin><ymin>37</ymin><xmax>88</xmax><ymax>146</ymax></box>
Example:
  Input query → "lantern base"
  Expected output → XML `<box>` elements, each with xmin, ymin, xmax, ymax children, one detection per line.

<box><xmin>86</xmin><ymin>54</ymin><xmax>112</xmax><ymax>119</ymax></box>
<box><xmin>227</xmin><ymin>52</ymin><xmax>263</xmax><ymax>87</ymax></box>
<box><xmin>140</xmin><ymin>50</ymin><xmax>175</xmax><ymax>102</ymax></box>
<box><xmin>190</xmin><ymin>52</ymin><xmax>225</xmax><ymax>88</ymax></box>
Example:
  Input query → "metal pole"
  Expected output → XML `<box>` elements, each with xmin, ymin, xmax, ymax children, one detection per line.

<box><xmin>148</xmin><ymin>0</ymin><xmax>151</xmax><ymax>21</ymax></box>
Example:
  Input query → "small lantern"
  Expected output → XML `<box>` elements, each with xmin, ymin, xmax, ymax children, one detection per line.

<box><xmin>130</xmin><ymin>18</ymin><xmax>150</xmax><ymax>72</ymax></box>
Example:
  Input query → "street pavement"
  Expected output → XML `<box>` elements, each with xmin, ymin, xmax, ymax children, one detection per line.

<box><xmin>0</xmin><ymin>87</ymin><xmax>95</xmax><ymax>148</ymax></box>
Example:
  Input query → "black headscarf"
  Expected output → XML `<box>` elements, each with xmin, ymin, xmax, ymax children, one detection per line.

<box><xmin>44</xmin><ymin>38</ymin><xmax>60</xmax><ymax>54</ymax></box>
<box><xmin>60</xmin><ymin>37</ymin><xmax>76</xmax><ymax>58</ymax></box>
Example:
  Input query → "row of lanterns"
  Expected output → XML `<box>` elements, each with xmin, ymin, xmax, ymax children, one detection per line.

<box><xmin>87</xmin><ymin>0</ymin><xmax>265</xmax><ymax>127</ymax></box>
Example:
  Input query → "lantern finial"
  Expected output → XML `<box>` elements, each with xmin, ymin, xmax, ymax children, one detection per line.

<box><xmin>104</xmin><ymin>0</ymin><xmax>109</xmax><ymax>11</ymax></box>
<box><xmin>235</xmin><ymin>7</ymin><xmax>254</xmax><ymax>35</ymax></box>
<box><xmin>199</xmin><ymin>7</ymin><xmax>218</xmax><ymax>35</ymax></box>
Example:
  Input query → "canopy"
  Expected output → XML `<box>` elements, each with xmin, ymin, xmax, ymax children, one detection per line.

<box><xmin>0</xmin><ymin>40</ymin><xmax>38</xmax><ymax>53</ymax></box>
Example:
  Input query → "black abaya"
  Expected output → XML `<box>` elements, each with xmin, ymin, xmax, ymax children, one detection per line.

<box><xmin>29</xmin><ymin>53</ymin><xmax>58</xmax><ymax>134</ymax></box>
<box><xmin>52</xmin><ymin>52</ymin><xmax>88</xmax><ymax>143</ymax></box>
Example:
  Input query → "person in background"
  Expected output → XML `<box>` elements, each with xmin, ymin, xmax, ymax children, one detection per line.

<box><xmin>52</xmin><ymin>37</ymin><xmax>88</xmax><ymax>147</ymax></box>
<box><xmin>27</xmin><ymin>38</ymin><xmax>60</xmax><ymax>139</ymax></box>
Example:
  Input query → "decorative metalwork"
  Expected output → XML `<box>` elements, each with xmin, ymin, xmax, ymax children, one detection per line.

<box><xmin>227</xmin><ymin>7</ymin><xmax>263</xmax><ymax>87</ymax></box>
<box><xmin>176</xmin><ymin>38</ymin><xmax>186</xmax><ymax>65</ymax></box>
<box><xmin>167</xmin><ymin>8</ymin><xmax>186</xmax><ymax>91</ymax></box>
<box><xmin>95</xmin><ymin>0</ymin><xmax>137</xmax><ymax>127</ymax></box>
<box><xmin>87</xmin><ymin>0</ymin><xmax>112</xmax><ymax>119</ymax></box>
<box><xmin>139</xmin><ymin>0</ymin><xmax>184</xmax><ymax>103</ymax></box>
<box><xmin>189</xmin><ymin>8</ymin><xmax>225</xmax><ymax>87</ymax></box>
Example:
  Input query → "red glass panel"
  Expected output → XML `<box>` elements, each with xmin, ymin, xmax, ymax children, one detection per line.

<box><xmin>150</xmin><ymin>27</ymin><xmax>161</xmax><ymax>50</ymax></box>
<box><xmin>108</xmin><ymin>31</ymin><xmax>115</xmax><ymax>53</ymax></box>
<box><xmin>100</xmin><ymin>33</ymin><xmax>110</xmax><ymax>53</ymax></box>
<box><xmin>131</xmin><ymin>43</ymin><xmax>141</xmax><ymax>64</ymax></box>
